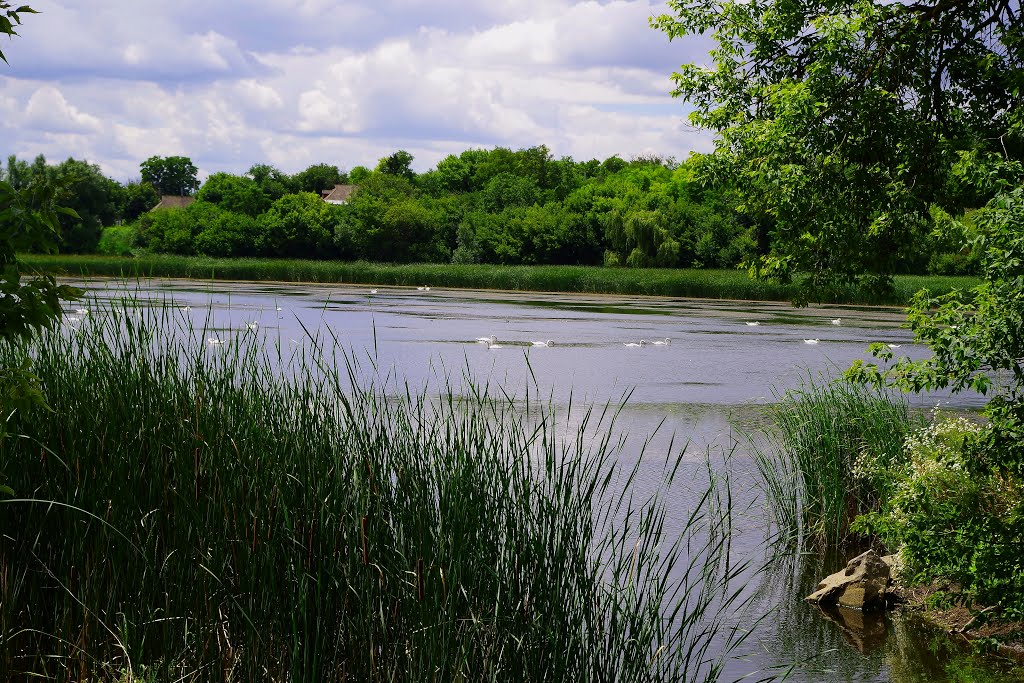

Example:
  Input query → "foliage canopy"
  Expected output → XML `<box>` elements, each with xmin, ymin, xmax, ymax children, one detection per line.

<box><xmin>654</xmin><ymin>0</ymin><xmax>1023</xmax><ymax>298</ymax></box>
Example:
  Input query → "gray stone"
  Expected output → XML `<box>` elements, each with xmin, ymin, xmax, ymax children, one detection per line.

<box><xmin>805</xmin><ymin>550</ymin><xmax>891</xmax><ymax>611</ymax></box>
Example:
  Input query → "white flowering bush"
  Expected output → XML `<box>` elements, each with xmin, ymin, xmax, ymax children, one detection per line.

<box><xmin>854</xmin><ymin>413</ymin><xmax>1024</xmax><ymax>611</ymax></box>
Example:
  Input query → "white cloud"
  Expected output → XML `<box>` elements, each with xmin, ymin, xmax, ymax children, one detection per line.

<box><xmin>23</xmin><ymin>87</ymin><xmax>102</xmax><ymax>134</ymax></box>
<box><xmin>1</xmin><ymin>0</ymin><xmax>714</xmax><ymax>179</ymax></box>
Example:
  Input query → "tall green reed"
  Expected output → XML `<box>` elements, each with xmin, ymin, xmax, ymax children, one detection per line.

<box><xmin>751</xmin><ymin>376</ymin><xmax>922</xmax><ymax>550</ymax></box>
<box><xmin>0</xmin><ymin>299</ymin><xmax>758</xmax><ymax>682</ymax></box>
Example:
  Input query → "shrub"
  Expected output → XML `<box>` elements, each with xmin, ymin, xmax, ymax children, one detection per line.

<box><xmin>854</xmin><ymin>415</ymin><xmax>1024</xmax><ymax>612</ymax></box>
<box><xmin>97</xmin><ymin>225</ymin><xmax>138</xmax><ymax>256</ymax></box>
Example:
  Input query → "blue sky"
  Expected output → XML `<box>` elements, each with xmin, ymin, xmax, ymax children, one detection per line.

<box><xmin>0</xmin><ymin>1</ymin><xmax>714</xmax><ymax>181</ymax></box>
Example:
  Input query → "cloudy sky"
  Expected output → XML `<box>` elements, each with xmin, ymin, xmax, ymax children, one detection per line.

<box><xmin>0</xmin><ymin>1</ymin><xmax>714</xmax><ymax>181</ymax></box>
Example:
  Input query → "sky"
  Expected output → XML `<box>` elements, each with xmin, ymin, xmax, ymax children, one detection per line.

<box><xmin>0</xmin><ymin>1</ymin><xmax>715</xmax><ymax>181</ymax></box>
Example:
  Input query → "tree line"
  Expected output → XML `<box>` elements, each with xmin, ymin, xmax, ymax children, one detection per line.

<box><xmin>2</xmin><ymin>145</ymin><xmax>986</xmax><ymax>274</ymax></box>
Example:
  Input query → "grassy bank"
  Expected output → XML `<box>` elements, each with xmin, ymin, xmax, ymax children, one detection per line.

<box><xmin>0</xmin><ymin>304</ymin><xmax>751</xmax><ymax>681</ymax></box>
<box><xmin>23</xmin><ymin>254</ymin><xmax>979</xmax><ymax>304</ymax></box>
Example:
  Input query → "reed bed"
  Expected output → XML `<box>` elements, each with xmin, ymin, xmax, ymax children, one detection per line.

<box><xmin>751</xmin><ymin>377</ymin><xmax>922</xmax><ymax>550</ymax></box>
<box><xmin>0</xmin><ymin>301</ymin><xmax>756</xmax><ymax>682</ymax></box>
<box><xmin>23</xmin><ymin>254</ymin><xmax>978</xmax><ymax>305</ymax></box>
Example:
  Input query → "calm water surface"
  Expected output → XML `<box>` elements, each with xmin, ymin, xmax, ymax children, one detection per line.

<box><xmin>75</xmin><ymin>278</ymin><xmax>1004</xmax><ymax>682</ymax></box>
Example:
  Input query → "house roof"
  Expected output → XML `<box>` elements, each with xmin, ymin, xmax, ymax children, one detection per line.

<box><xmin>321</xmin><ymin>184</ymin><xmax>358</xmax><ymax>203</ymax></box>
<box><xmin>152</xmin><ymin>195</ymin><xmax>196</xmax><ymax>210</ymax></box>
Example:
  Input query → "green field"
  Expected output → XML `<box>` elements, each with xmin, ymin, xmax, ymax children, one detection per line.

<box><xmin>24</xmin><ymin>254</ymin><xmax>980</xmax><ymax>305</ymax></box>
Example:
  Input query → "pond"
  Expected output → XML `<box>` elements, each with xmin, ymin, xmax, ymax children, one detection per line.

<box><xmin>72</xmin><ymin>277</ymin><xmax>1005</xmax><ymax>682</ymax></box>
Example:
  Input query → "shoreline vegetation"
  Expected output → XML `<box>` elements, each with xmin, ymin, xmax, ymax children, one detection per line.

<box><xmin>758</xmin><ymin>378</ymin><xmax>1024</xmax><ymax>668</ymax></box>
<box><xmin>24</xmin><ymin>253</ymin><xmax>980</xmax><ymax>305</ymax></box>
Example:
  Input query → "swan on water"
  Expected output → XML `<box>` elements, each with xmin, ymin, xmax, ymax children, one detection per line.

<box><xmin>487</xmin><ymin>337</ymin><xmax>504</xmax><ymax>349</ymax></box>
<box><xmin>180</xmin><ymin>306</ymin><xmax>191</xmax><ymax>312</ymax></box>
<box><xmin>624</xmin><ymin>340</ymin><xmax>648</xmax><ymax>348</ymax></box>
<box><xmin>831</xmin><ymin>318</ymin><xmax>842</xmax><ymax>325</ymax></box>
<box><xmin>246</xmin><ymin>322</ymin><xmax>259</xmax><ymax>331</ymax></box>
<box><xmin>803</xmin><ymin>339</ymin><xmax>820</xmax><ymax>344</ymax></box>
<box><xmin>531</xmin><ymin>340</ymin><xmax>554</xmax><ymax>347</ymax></box>
<box><xmin>476</xmin><ymin>335</ymin><xmax>496</xmax><ymax>344</ymax></box>
<box><xmin>417</xmin><ymin>286</ymin><xmax>432</xmax><ymax>291</ymax></box>
<box><xmin>369</xmin><ymin>289</ymin><xmax>378</xmax><ymax>294</ymax></box>
<box><xmin>746</xmin><ymin>321</ymin><xmax>760</xmax><ymax>326</ymax></box>
<box><xmin>275</xmin><ymin>306</ymin><xmax>283</xmax><ymax>312</ymax></box>
<box><xmin>76</xmin><ymin>308</ymin><xmax>89</xmax><ymax>315</ymax></box>
<box><xmin>651</xmin><ymin>338</ymin><xmax>671</xmax><ymax>346</ymax></box>
<box><xmin>207</xmin><ymin>337</ymin><xmax>225</xmax><ymax>346</ymax></box>
<box><xmin>887</xmin><ymin>344</ymin><xmax>902</xmax><ymax>349</ymax></box>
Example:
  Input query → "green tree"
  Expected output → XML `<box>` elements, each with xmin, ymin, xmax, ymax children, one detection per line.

<box><xmin>257</xmin><ymin>192</ymin><xmax>340</xmax><ymax>258</ymax></box>
<box><xmin>430</xmin><ymin>154</ymin><xmax>472</xmax><ymax>194</ymax></box>
<box><xmin>480</xmin><ymin>173</ymin><xmax>539</xmax><ymax>212</ymax></box>
<box><xmin>247</xmin><ymin>163</ymin><xmax>296</xmax><ymax>201</ymax></box>
<box><xmin>349</xmin><ymin>166</ymin><xmax>371</xmax><ymax>184</ymax></box>
<box><xmin>3</xmin><ymin>155</ymin><xmax>32</xmax><ymax>189</ymax></box>
<box><xmin>120</xmin><ymin>180</ymin><xmax>160</xmax><ymax>222</ymax></box>
<box><xmin>197</xmin><ymin>172</ymin><xmax>270</xmax><ymax>216</ymax></box>
<box><xmin>653</xmin><ymin>0</ymin><xmax>1023</xmax><ymax>299</ymax></box>
<box><xmin>849</xmin><ymin>188</ymin><xmax>1024</xmax><ymax>475</ymax></box>
<box><xmin>191</xmin><ymin>204</ymin><xmax>260</xmax><ymax>257</ymax></box>
<box><xmin>376</xmin><ymin>150</ymin><xmax>416</xmax><ymax>181</ymax></box>
<box><xmin>140</xmin><ymin>155</ymin><xmax>199</xmax><ymax>196</ymax></box>
<box><xmin>135</xmin><ymin>207</ymin><xmax>195</xmax><ymax>255</ymax></box>
<box><xmin>49</xmin><ymin>158</ymin><xmax>120</xmax><ymax>253</ymax></box>
<box><xmin>293</xmin><ymin>163</ymin><xmax>346</xmax><ymax>194</ymax></box>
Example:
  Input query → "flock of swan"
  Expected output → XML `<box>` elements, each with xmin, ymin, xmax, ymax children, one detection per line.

<box><xmin>80</xmin><ymin>292</ymin><xmax>913</xmax><ymax>353</ymax></box>
<box><xmin>474</xmin><ymin>336</ymin><xmax>676</xmax><ymax>349</ymax></box>
<box><xmin>205</xmin><ymin>316</ymin><xmax>882</xmax><ymax>350</ymax></box>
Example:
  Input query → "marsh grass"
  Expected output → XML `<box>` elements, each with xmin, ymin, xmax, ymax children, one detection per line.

<box><xmin>23</xmin><ymin>254</ymin><xmax>978</xmax><ymax>305</ymax></box>
<box><xmin>0</xmin><ymin>300</ymin><xmax>759</xmax><ymax>681</ymax></box>
<box><xmin>752</xmin><ymin>376</ymin><xmax>922</xmax><ymax>550</ymax></box>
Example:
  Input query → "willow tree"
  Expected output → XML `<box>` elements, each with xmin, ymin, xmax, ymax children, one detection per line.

<box><xmin>653</xmin><ymin>0</ymin><xmax>1023</xmax><ymax>299</ymax></box>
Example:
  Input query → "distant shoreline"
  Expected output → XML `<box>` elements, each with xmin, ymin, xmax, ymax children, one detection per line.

<box><xmin>23</xmin><ymin>254</ymin><xmax>979</xmax><ymax>306</ymax></box>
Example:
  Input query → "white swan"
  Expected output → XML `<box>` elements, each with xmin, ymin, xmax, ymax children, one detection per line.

<box><xmin>651</xmin><ymin>338</ymin><xmax>671</xmax><ymax>346</ymax></box>
<box><xmin>746</xmin><ymin>321</ymin><xmax>760</xmax><ymax>326</ymax></box>
<box><xmin>887</xmin><ymin>343</ymin><xmax>902</xmax><ymax>349</ymax></box>
<box><xmin>831</xmin><ymin>318</ymin><xmax>842</xmax><ymax>326</ymax></box>
<box><xmin>369</xmin><ymin>289</ymin><xmax>378</xmax><ymax>294</ymax></box>
<box><xmin>180</xmin><ymin>306</ymin><xmax>191</xmax><ymax>312</ymax></box>
<box><xmin>531</xmin><ymin>340</ymin><xmax>554</xmax><ymax>347</ymax></box>
<box><xmin>207</xmin><ymin>337</ymin><xmax>225</xmax><ymax>345</ymax></box>
<box><xmin>803</xmin><ymin>339</ymin><xmax>820</xmax><ymax>344</ymax></box>
<box><xmin>624</xmin><ymin>340</ymin><xmax>648</xmax><ymax>348</ymax></box>
<box><xmin>246</xmin><ymin>322</ymin><xmax>259</xmax><ymax>331</ymax></box>
<box><xmin>76</xmin><ymin>308</ymin><xmax>89</xmax><ymax>315</ymax></box>
<box><xmin>487</xmin><ymin>336</ymin><xmax>504</xmax><ymax>349</ymax></box>
<box><xmin>275</xmin><ymin>306</ymin><xmax>283</xmax><ymax>312</ymax></box>
<box><xmin>416</xmin><ymin>286</ymin><xmax>432</xmax><ymax>291</ymax></box>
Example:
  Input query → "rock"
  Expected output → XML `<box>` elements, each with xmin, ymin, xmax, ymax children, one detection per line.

<box><xmin>805</xmin><ymin>550</ymin><xmax>891</xmax><ymax>611</ymax></box>
<box><xmin>881</xmin><ymin>553</ymin><xmax>904</xmax><ymax>581</ymax></box>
